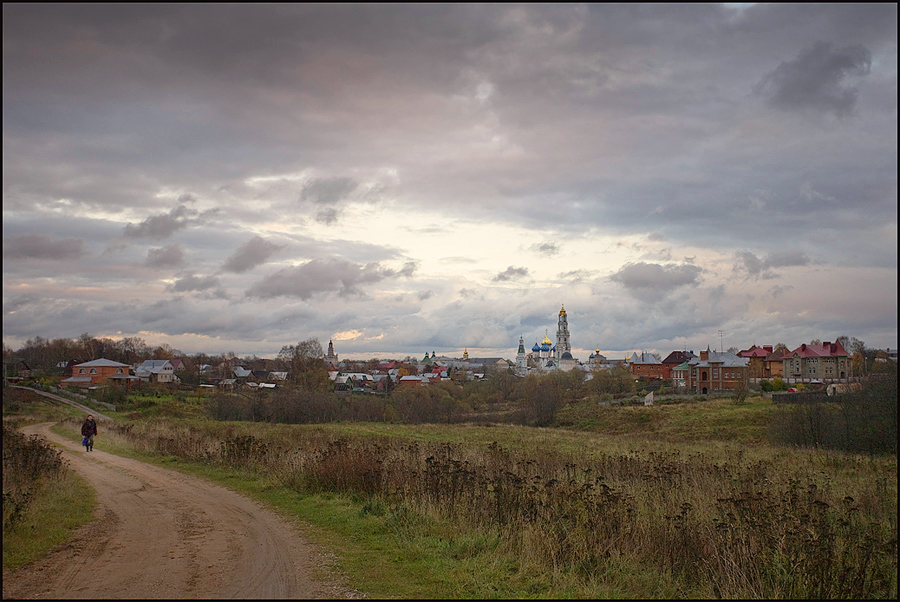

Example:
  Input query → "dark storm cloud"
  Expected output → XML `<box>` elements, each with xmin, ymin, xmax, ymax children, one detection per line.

<box><xmin>609</xmin><ymin>262</ymin><xmax>702</xmax><ymax>295</ymax></box>
<box><xmin>3</xmin><ymin>234</ymin><xmax>86</xmax><ymax>260</ymax></box>
<box><xmin>734</xmin><ymin>250</ymin><xmax>811</xmax><ymax>280</ymax></box>
<box><xmin>755</xmin><ymin>41</ymin><xmax>872</xmax><ymax>116</ymax></box>
<box><xmin>123</xmin><ymin>205</ymin><xmax>199</xmax><ymax>240</ymax></box>
<box><xmin>492</xmin><ymin>266</ymin><xmax>530</xmax><ymax>282</ymax></box>
<box><xmin>144</xmin><ymin>244</ymin><xmax>184</xmax><ymax>268</ymax></box>
<box><xmin>249</xmin><ymin>258</ymin><xmax>416</xmax><ymax>300</ymax></box>
<box><xmin>222</xmin><ymin>236</ymin><xmax>285</xmax><ymax>273</ymax></box>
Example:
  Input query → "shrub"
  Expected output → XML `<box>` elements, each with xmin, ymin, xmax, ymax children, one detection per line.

<box><xmin>2</xmin><ymin>425</ymin><xmax>64</xmax><ymax>531</ymax></box>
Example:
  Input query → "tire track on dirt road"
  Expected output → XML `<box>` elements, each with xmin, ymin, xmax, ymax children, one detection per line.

<box><xmin>2</xmin><ymin>422</ymin><xmax>362</xmax><ymax>599</ymax></box>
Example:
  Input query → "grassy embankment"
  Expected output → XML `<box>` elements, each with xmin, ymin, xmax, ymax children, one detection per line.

<box><xmin>2</xmin><ymin>388</ymin><xmax>95</xmax><ymax>571</ymax></box>
<box><xmin>5</xmin><ymin>387</ymin><xmax>897</xmax><ymax>598</ymax></box>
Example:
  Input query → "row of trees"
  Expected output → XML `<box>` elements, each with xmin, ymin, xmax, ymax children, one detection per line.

<box><xmin>205</xmin><ymin>364</ymin><xmax>639</xmax><ymax>427</ymax></box>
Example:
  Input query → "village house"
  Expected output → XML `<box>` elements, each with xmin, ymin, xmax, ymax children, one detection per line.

<box><xmin>60</xmin><ymin>358</ymin><xmax>132</xmax><ymax>388</ymax></box>
<box><xmin>675</xmin><ymin>348</ymin><xmax>749</xmax><ymax>394</ymax></box>
<box><xmin>738</xmin><ymin>345</ymin><xmax>772</xmax><ymax>379</ymax></box>
<box><xmin>662</xmin><ymin>351</ymin><xmax>695</xmax><ymax>379</ymax></box>
<box><xmin>135</xmin><ymin>359</ymin><xmax>179</xmax><ymax>383</ymax></box>
<box><xmin>783</xmin><ymin>341</ymin><xmax>851</xmax><ymax>383</ymax></box>
<box><xmin>628</xmin><ymin>352</ymin><xmax>666</xmax><ymax>379</ymax></box>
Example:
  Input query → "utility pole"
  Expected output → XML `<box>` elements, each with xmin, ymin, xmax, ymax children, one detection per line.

<box><xmin>717</xmin><ymin>330</ymin><xmax>724</xmax><ymax>352</ymax></box>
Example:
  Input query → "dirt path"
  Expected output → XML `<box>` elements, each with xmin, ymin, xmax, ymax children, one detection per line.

<box><xmin>2</xmin><ymin>422</ymin><xmax>362</xmax><ymax>599</ymax></box>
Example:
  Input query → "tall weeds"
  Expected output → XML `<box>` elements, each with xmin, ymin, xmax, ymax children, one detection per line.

<box><xmin>2</xmin><ymin>424</ymin><xmax>65</xmax><ymax>531</ymax></box>
<box><xmin>96</xmin><ymin>417</ymin><xmax>897</xmax><ymax>598</ymax></box>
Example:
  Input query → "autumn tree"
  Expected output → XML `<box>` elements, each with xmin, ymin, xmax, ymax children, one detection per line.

<box><xmin>279</xmin><ymin>338</ymin><xmax>330</xmax><ymax>392</ymax></box>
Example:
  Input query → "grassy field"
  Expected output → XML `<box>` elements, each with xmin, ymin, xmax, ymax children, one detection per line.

<box><xmin>4</xmin><ymin>386</ymin><xmax>897</xmax><ymax>598</ymax></box>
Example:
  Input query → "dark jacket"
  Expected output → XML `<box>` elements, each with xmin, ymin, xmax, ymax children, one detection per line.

<box><xmin>81</xmin><ymin>419</ymin><xmax>97</xmax><ymax>437</ymax></box>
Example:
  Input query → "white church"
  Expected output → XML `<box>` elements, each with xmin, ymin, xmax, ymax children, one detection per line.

<box><xmin>516</xmin><ymin>305</ymin><xmax>578</xmax><ymax>375</ymax></box>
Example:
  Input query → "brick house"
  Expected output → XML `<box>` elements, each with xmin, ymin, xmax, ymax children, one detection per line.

<box><xmin>628</xmin><ymin>352</ymin><xmax>666</xmax><ymax>379</ymax></box>
<box><xmin>764</xmin><ymin>347</ymin><xmax>790</xmax><ymax>378</ymax></box>
<box><xmin>680</xmin><ymin>348</ymin><xmax>749</xmax><ymax>394</ymax></box>
<box><xmin>662</xmin><ymin>351</ymin><xmax>696</xmax><ymax>379</ymax></box>
<box><xmin>738</xmin><ymin>345</ymin><xmax>772</xmax><ymax>379</ymax></box>
<box><xmin>61</xmin><ymin>358</ymin><xmax>131</xmax><ymax>388</ymax></box>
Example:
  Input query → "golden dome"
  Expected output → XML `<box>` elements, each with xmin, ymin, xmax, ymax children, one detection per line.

<box><xmin>559</xmin><ymin>305</ymin><xmax>566</xmax><ymax>316</ymax></box>
<box><xmin>542</xmin><ymin>335</ymin><xmax>553</xmax><ymax>346</ymax></box>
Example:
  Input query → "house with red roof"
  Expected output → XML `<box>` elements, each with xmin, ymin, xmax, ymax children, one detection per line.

<box><xmin>783</xmin><ymin>341</ymin><xmax>851</xmax><ymax>383</ymax></box>
<box><xmin>662</xmin><ymin>350</ymin><xmax>696</xmax><ymax>379</ymax></box>
<box><xmin>738</xmin><ymin>345</ymin><xmax>773</xmax><ymax>379</ymax></box>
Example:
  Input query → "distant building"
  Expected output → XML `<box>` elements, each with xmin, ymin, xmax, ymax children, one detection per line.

<box><xmin>135</xmin><ymin>359</ymin><xmax>179</xmax><ymax>383</ymax></box>
<box><xmin>61</xmin><ymin>358</ymin><xmax>131</xmax><ymax>388</ymax></box>
<box><xmin>629</xmin><ymin>352</ymin><xmax>665</xmax><ymax>379</ymax></box>
<box><xmin>527</xmin><ymin>306</ymin><xmax>577</xmax><ymax>372</ymax></box>
<box><xmin>738</xmin><ymin>345</ymin><xmax>773</xmax><ymax>379</ymax></box>
<box><xmin>324</xmin><ymin>340</ymin><xmax>339</xmax><ymax>369</ymax></box>
<box><xmin>783</xmin><ymin>341</ymin><xmax>851</xmax><ymax>383</ymax></box>
<box><xmin>680</xmin><ymin>347</ymin><xmax>749</xmax><ymax>394</ymax></box>
<box><xmin>662</xmin><ymin>351</ymin><xmax>696</xmax><ymax>379</ymax></box>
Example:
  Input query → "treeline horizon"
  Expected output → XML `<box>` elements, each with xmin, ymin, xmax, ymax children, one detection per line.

<box><xmin>3</xmin><ymin>333</ymin><xmax>891</xmax><ymax>377</ymax></box>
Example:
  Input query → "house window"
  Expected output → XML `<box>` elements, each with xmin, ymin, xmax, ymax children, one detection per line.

<box><xmin>90</xmin><ymin>368</ymin><xmax>97</xmax><ymax>374</ymax></box>
<box><xmin>713</xmin><ymin>369</ymin><xmax>718</xmax><ymax>378</ymax></box>
<box><xmin>117</xmin><ymin>368</ymin><xmax>124</xmax><ymax>374</ymax></box>
<box><xmin>79</xmin><ymin>368</ymin><xmax>86</xmax><ymax>374</ymax></box>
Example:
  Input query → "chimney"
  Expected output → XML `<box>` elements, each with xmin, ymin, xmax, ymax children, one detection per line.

<box><xmin>700</xmin><ymin>350</ymin><xmax>709</xmax><ymax>361</ymax></box>
<box><xmin>823</xmin><ymin>341</ymin><xmax>831</xmax><ymax>347</ymax></box>
<box><xmin>764</xmin><ymin>345</ymin><xmax>773</xmax><ymax>352</ymax></box>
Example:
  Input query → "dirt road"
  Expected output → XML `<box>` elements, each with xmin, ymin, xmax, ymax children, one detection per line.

<box><xmin>2</xmin><ymin>422</ymin><xmax>361</xmax><ymax>599</ymax></box>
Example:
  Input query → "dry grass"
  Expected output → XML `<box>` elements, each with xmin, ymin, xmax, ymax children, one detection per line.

<box><xmin>88</xmin><ymin>415</ymin><xmax>897</xmax><ymax>598</ymax></box>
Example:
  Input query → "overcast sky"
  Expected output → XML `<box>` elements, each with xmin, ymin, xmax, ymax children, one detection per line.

<box><xmin>3</xmin><ymin>4</ymin><xmax>897</xmax><ymax>361</ymax></box>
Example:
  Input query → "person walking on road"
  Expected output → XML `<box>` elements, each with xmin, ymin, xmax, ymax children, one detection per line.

<box><xmin>81</xmin><ymin>415</ymin><xmax>97</xmax><ymax>452</ymax></box>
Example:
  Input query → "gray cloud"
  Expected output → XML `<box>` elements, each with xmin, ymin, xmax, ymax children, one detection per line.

<box><xmin>558</xmin><ymin>269</ymin><xmax>595</xmax><ymax>283</ymax></box>
<box><xmin>609</xmin><ymin>262</ymin><xmax>703</xmax><ymax>296</ymax></box>
<box><xmin>4</xmin><ymin>234</ymin><xmax>85</xmax><ymax>260</ymax></box>
<box><xmin>755</xmin><ymin>41</ymin><xmax>872</xmax><ymax>116</ymax></box>
<box><xmin>123</xmin><ymin>205</ymin><xmax>199</xmax><ymax>240</ymax></box>
<box><xmin>145</xmin><ymin>244</ymin><xmax>185</xmax><ymax>268</ymax></box>
<box><xmin>249</xmin><ymin>257</ymin><xmax>414</xmax><ymax>300</ymax></box>
<box><xmin>734</xmin><ymin>250</ymin><xmax>811</xmax><ymax>279</ymax></box>
<box><xmin>492</xmin><ymin>266</ymin><xmax>530</xmax><ymax>282</ymax></box>
<box><xmin>300</xmin><ymin>177</ymin><xmax>359</xmax><ymax>225</ymax></box>
<box><xmin>530</xmin><ymin>242</ymin><xmax>560</xmax><ymax>257</ymax></box>
<box><xmin>222</xmin><ymin>236</ymin><xmax>285</xmax><ymax>273</ymax></box>
<box><xmin>167</xmin><ymin>274</ymin><xmax>221</xmax><ymax>293</ymax></box>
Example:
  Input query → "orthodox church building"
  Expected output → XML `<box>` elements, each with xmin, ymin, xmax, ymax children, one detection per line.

<box><xmin>520</xmin><ymin>305</ymin><xmax>577</xmax><ymax>374</ymax></box>
<box><xmin>324</xmin><ymin>340</ymin><xmax>339</xmax><ymax>369</ymax></box>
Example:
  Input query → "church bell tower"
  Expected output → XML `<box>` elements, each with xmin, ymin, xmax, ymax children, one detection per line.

<box><xmin>556</xmin><ymin>305</ymin><xmax>570</xmax><ymax>361</ymax></box>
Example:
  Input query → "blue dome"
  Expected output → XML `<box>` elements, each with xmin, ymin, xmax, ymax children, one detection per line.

<box><xmin>541</xmin><ymin>343</ymin><xmax>550</xmax><ymax>351</ymax></box>
<box><xmin>532</xmin><ymin>343</ymin><xmax>541</xmax><ymax>352</ymax></box>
